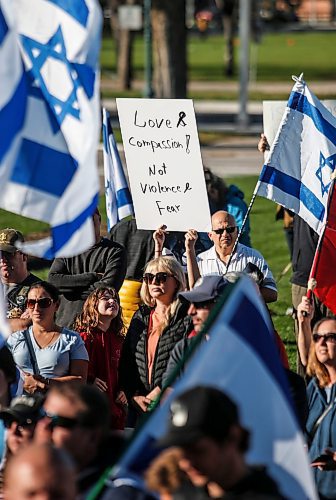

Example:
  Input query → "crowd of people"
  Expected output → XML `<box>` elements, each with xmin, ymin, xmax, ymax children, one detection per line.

<box><xmin>0</xmin><ymin>163</ymin><xmax>336</xmax><ymax>499</ymax></box>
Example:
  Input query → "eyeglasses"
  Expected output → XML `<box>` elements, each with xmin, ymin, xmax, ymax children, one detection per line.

<box><xmin>313</xmin><ymin>333</ymin><xmax>336</xmax><ymax>343</ymax></box>
<box><xmin>27</xmin><ymin>297</ymin><xmax>53</xmax><ymax>309</ymax></box>
<box><xmin>212</xmin><ymin>226</ymin><xmax>236</xmax><ymax>235</ymax></box>
<box><xmin>192</xmin><ymin>300</ymin><xmax>216</xmax><ymax>310</ymax></box>
<box><xmin>41</xmin><ymin>410</ymin><xmax>80</xmax><ymax>430</ymax></box>
<box><xmin>143</xmin><ymin>272</ymin><xmax>173</xmax><ymax>285</ymax></box>
<box><xmin>0</xmin><ymin>251</ymin><xmax>19</xmax><ymax>260</ymax></box>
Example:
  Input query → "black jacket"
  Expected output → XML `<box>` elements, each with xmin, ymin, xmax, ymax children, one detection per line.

<box><xmin>291</xmin><ymin>215</ymin><xmax>318</xmax><ymax>287</ymax></box>
<box><xmin>119</xmin><ymin>301</ymin><xmax>193</xmax><ymax>398</ymax></box>
<box><xmin>48</xmin><ymin>238</ymin><xmax>127</xmax><ymax>328</ymax></box>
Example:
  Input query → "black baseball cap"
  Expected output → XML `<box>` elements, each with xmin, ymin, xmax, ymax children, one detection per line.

<box><xmin>179</xmin><ymin>276</ymin><xmax>228</xmax><ymax>304</ymax></box>
<box><xmin>0</xmin><ymin>228</ymin><xmax>24</xmax><ymax>254</ymax></box>
<box><xmin>158</xmin><ymin>386</ymin><xmax>239</xmax><ymax>447</ymax></box>
<box><xmin>0</xmin><ymin>396</ymin><xmax>44</xmax><ymax>426</ymax></box>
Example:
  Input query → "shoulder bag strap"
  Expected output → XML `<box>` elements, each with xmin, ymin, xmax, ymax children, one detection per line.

<box><xmin>310</xmin><ymin>397</ymin><xmax>336</xmax><ymax>443</ymax></box>
<box><xmin>23</xmin><ymin>329</ymin><xmax>40</xmax><ymax>376</ymax></box>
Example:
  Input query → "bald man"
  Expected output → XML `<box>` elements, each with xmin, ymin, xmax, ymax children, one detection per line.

<box><xmin>185</xmin><ymin>211</ymin><xmax>277</xmax><ymax>303</ymax></box>
<box><xmin>4</xmin><ymin>442</ymin><xmax>76</xmax><ymax>500</ymax></box>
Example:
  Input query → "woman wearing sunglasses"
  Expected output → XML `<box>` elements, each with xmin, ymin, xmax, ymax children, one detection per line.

<box><xmin>73</xmin><ymin>287</ymin><xmax>127</xmax><ymax>430</ymax></box>
<box><xmin>7</xmin><ymin>281</ymin><xmax>88</xmax><ymax>395</ymax></box>
<box><xmin>119</xmin><ymin>256</ymin><xmax>193</xmax><ymax>420</ymax></box>
<box><xmin>301</xmin><ymin>316</ymin><xmax>336</xmax><ymax>499</ymax></box>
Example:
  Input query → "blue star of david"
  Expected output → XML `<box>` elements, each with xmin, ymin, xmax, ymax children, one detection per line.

<box><xmin>105</xmin><ymin>179</ymin><xmax>111</xmax><ymax>196</ymax></box>
<box><xmin>315</xmin><ymin>152</ymin><xmax>336</xmax><ymax>196</ymax></box>
<box><xmin>21</xmin><ymin>26</ymin><xmax>94</xmax><ymax>131</ymax></box>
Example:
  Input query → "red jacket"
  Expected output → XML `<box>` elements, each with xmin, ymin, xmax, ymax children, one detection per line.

<box><xmin>80</xmin><ymin>327</ymin><xmax>125</xmax><ymax>430</ymax></box>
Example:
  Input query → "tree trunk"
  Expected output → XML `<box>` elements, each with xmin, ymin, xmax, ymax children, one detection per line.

<box><xmin>151</xmin><ymin>0</ymin><xmax>187</xmax><ymax>98</ymax></box>
<box><xmin>107</xmin><ymin>0</ymin><xmax>135</xmax><ymax>90</ymax></box>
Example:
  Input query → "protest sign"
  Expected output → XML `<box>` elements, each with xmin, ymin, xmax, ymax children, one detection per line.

<box><xmin>116</xmin><ymin>98</ymin><xmax>211</xmax><ymax>232</ymax></box>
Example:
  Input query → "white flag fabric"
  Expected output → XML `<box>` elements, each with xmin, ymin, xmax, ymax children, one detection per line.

<box><xmin>102</xmin><ymin>108</ymin><xmax>134</xmax><ymax>231</ymax></box>
<box><xmin>256</xmin><ymin>76</ymin><xmax>336</xmax><ymax>235</ymax></box>
<box><xmin>0</xmin><ymin>0</ymin><xmax>102</xmax><ymax>258</ymax></box>
<box><xmin>113</xmin><ymin>277</ymin><xmax>317</xmax><ymax>500</ymax></box>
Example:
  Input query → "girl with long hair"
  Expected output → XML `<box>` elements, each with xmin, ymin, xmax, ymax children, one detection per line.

<box><xmin>73</xmin><ymin>287</ymin><xmax>127</xmax><ymax>430</ymax></box>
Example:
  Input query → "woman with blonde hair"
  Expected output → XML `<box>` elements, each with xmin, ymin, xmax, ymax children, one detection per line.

<box><xmin>305</xmin><ymin>317</ymin><xmax>336</xmax><ymax>499</ymax></box>
<box><xmin>119</xmin><ymin>256</ymin><xmax>193</xmax><ymax>419</ymax></box>
<box><xmin>73</xmin><ymin>286</ymin><xmax>127</xmax><ymax>430</ymax></box>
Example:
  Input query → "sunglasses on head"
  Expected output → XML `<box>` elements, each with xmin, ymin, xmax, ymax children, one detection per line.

<box><xmin>41</xmin><ymin>410</ymin><xmax>80</xmax><ymax>430</ymax></box>
<box><xmin>313</xmin><ymin>333</ymin><xmax>336</xmax><ymax>343</ymax></box>
<box><xmin>212</xmin><ymin>226</ymin><xmax>236</xmax><ymax>235</ymax></box>
<box><xmin>143</xmin><ymin>272</ymin><xmax>173</xmax><ymax>285</ymax></box>
<box><xmin>27</xmin><ymin>297</ymin><xmax>53</xmax><ymax>309</ymax></box>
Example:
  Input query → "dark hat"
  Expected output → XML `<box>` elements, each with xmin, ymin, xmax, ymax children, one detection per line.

<box><xmin>0</xmin><ymin>396</ymin><xmax>44</xmax><ymax>426</ymax></box>
<box><xmin>158</xmin><ymin>386</ymin><xmax>239</xmax><ymax>447</ymax></box>
<box><xmin>0</xmin><ymin>228</ymin><xmax>24</xmax><ymax>254</ymax></box>
<box><xmin>179</xmin><ymin>276</ymin><xmax>228</xmax><ymax>303</ymax></box>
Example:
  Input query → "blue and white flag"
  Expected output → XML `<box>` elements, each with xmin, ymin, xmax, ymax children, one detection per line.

<box><xmin>114</xmin><ymin>276</ymin><xmax>317</xmax><ymax>500</ymax></box>
<box><xmin>256</xmin><ymin>75</ymin><xmax>336</xmax><ymax>235</ymax></box>
<box><xmin>0</xmin><ymin>0</ymin><xmax>102</xmax><ymax>259</ymax></box>
<box><xmin>103</xmin><ymin>108</ymin><xmax>134</xmax><ymax>231</ymax></box>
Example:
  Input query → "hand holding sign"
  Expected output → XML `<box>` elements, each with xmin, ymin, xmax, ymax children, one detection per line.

<box><xmin>117</xmin><ymin>99</ymin><xmax>211</xmax><ymax>232</ymax></box>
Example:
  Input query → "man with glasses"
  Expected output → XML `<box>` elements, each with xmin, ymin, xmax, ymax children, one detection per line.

<box><xmin>0</xmin><ymin>395</ymin><xmax>44</xmax><ymax>493</ymax></box>
<box><xmin>185</xmin><ymin>211</ymin><xmax>277</xmax><ymax>303</ymax></box>
<box><xmin>0</xmin><ymin>228</ymin><xmax>41</xmax><ymax>332</ymax></box>
<box><xmin>162</xmin><ymin>275</ymin><xmax>229</xmax><ymax>389</ymax></box>
<box><xmin>35</xmin><ymin>382</ymin><xmax>124</xmax><ymax>497</ymax></box>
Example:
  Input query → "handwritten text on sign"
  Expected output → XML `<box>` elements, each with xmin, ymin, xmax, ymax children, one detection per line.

<box><xmin>117</xmin><ymin>99</ymin><xmax>211</xmax><ymax>232</ymax></box>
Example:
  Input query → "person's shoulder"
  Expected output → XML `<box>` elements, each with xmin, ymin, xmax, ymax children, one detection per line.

<box><xmin>22</xmin><ymin>273</ymin><xmax>42</xmax><ymax>286</ymax></box>
<box><xmin>60</xmin><ymin>327</ymin><xmax>82</xmax><ymax>341</ymax></box>
<box><xmin>197</xmin><ymin>245</ymin><xmax>215</xmax><ymax>261</ymax></box>
<box><xmin>237</xmin><ymin>243</ymin><xmax>263</xmax><ymax>260</ymax></box>
<box><xmin>100</xmin><ymin>238</ymin><xmax>126</xmax><ymax>254</ymax></box>
<box><xmin>7</xmin><ymin>328</ymin><xmax>28</xmax><ymax>346</ymax></box>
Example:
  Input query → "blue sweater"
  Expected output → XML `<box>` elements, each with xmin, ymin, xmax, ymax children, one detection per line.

<box><xmin>306</xmin><ymin>378</ymin><xmax>336</xmax><ymax>499</ymax></box>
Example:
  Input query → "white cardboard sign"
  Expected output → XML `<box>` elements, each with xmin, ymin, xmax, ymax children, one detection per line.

<box><xmin>117</xmin><ymin>98</ymin><xmax>211</xmax><ymax>232</ymax></box>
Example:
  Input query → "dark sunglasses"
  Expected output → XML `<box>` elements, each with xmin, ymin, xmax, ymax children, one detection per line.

<box><xmin>212</xmin><ymin>226</ymin><xmax>236</xmax><ymax>235</ymax></box>
<box><xmin>27</xmin><ymin>297</ymin><xmax>53</xmax><ymax>309</ymax></box>
<box><xmin>313</xmin><ymin>333</ymin><xmax>336</xmax><ymax>343</ymax></box>
<box><xmin>143</xmin><ymin>272</ymin><xmax>173</xmax><ymax>285</ymax></box>
<box><xmin>41</xmin><ymin>410</ymin><xmax>79</xmax><ymax>430</ymax></box>
<box><xmin>192</xmin><ymin>300</ymin><xmax>216</xmax><ymax>310</ymax></box>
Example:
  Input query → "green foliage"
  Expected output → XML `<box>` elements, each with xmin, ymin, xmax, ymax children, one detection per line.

<box><xmin>101</xmin><ymin>31</ymin><xmax>336</xmax><ymax>83</ymax></box>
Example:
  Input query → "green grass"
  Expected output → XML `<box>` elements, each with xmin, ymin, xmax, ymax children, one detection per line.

<box><xmin>0</xmin><ymin>176</ymin><xmax>295</xmax><ymax>368</ymax></box>
<box><xmin>101</xmin><ymin>31</ymin><xmax>336</xmax><ymax>84</ymax></box>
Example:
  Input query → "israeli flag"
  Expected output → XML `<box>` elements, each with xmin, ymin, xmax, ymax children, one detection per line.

<box><xmin>113</xmin><ymin>277</ymin><xmax>317</xmax><ymax>500</ymax></box>
<box><xmin>0</xmin><ymin>0</ymin><xmax>102</xmax><ymax>258</ymax></box>
<box><xmin>0</xmin><ymin>1</ymin><xmax>27</xmax><ymax>191</ymax></box>
<box><xmin>256</xmin><ymin>75</ymin><xmax>336</xmax><ymax>235</ymax></box>
<box><xmin>103</xmin><ymin>108</ymin><xmax>134</xmax><ymax>231</ymax></box>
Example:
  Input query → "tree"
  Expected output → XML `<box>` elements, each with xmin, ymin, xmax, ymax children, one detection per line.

<box><xmin>107</xmin><ymin>0</ymin><xmax>136</xmax><ymax>90</ymax></box>
<box><xmin>151</xmin><ymin>0</ymin><xmax>187</xmax><ymax>98</ymax></box>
